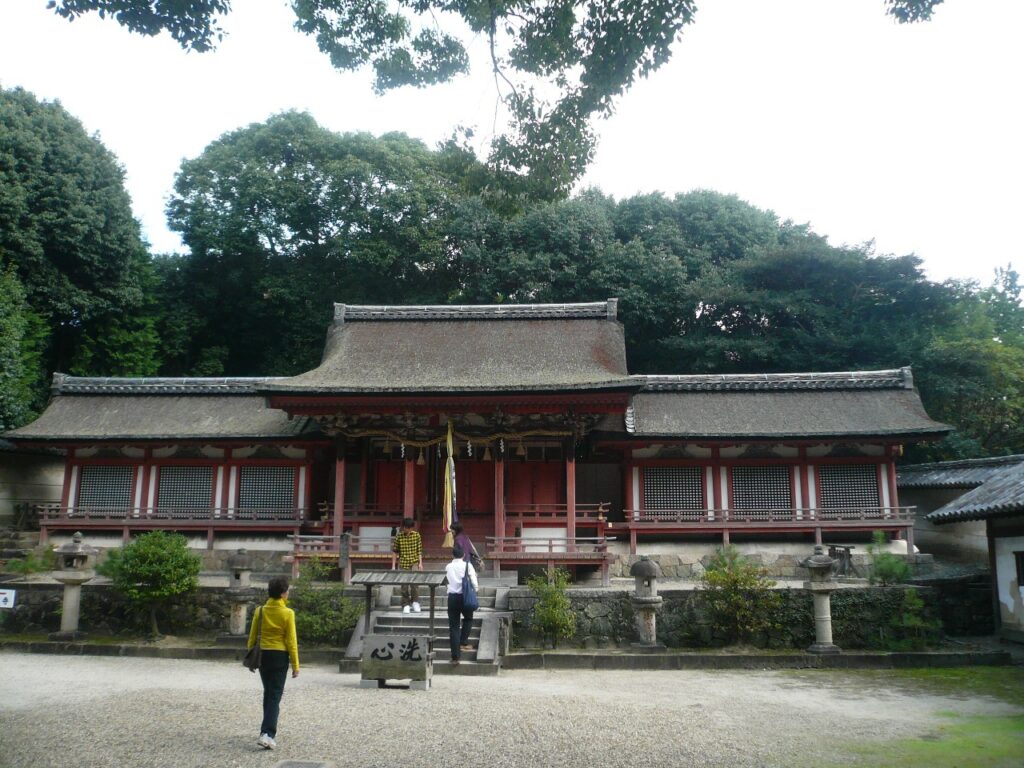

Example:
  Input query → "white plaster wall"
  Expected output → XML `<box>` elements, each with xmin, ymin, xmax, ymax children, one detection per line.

<box><xmin>994</xmin><ymin>535</ymin><xmax>1024</xmax><ymax>632</ymax></box>
<box><xmin>904</xmin><ymin>487</ymin><xmax>989</xmax><ymax>564</ymax></box>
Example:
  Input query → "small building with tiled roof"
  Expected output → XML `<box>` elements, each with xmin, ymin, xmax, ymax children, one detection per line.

<box><xmin>898</xmin><ymin>455</ymin><xmax>1024</xmax><ymax>566</ymax></box>
<box><xmin>5</xmin><ymin>300</ymin><xmax>951</xmax><ymax>582</ymax></box>
<box><xmin>921</xmin><ymin>460</ymin><xmax>1024</xmax><ymax>640</ymax></box>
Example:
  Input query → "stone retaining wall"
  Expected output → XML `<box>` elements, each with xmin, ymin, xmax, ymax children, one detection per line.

<box><xmin>509</xmin><ymin>578</ymin><xmax>993</xmax><ymax>650</ymax></box>
<box><xmin>0</xmin><ymin>581</ymin><xmax>241</xmax><ymax>636</ymax></box>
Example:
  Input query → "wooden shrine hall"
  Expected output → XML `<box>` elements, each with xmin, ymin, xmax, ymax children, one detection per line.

<box><xmin>5</xmin><ymin>300</ymin><xmax>950</xmax><ymax>583</ymax></box>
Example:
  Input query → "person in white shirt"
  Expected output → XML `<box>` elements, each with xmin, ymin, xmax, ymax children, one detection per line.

<box><xmin>445</xmin><ymin>544</ymin><xmax>478</xmax><ymax>666</ymax></box>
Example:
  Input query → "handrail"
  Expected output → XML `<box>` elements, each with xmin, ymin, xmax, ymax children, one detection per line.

<box><xmin>484</xmin><ymin>535</ymin><xmax>611</xmax><ymax>555</ymax></box>
<box><xmin>32</xmin><ymin>503</ymin><xmax>307</xmax><ymax>522</ymax></box>
<box><xmin>620</xmin><ymin>506</ymin><xmax>915</xmax><ymax>524</ymax></box>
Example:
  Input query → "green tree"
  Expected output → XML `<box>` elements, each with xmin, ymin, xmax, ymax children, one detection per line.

<box><xmin>165</xmin><ymin>112</ymin><xmax>468</xmax><ymax>375</ymax></box>
<box><xmin>699</xmin><ymin>547</ymin><xmax>782</xmax><ymax>646</ymax></box>
<box><xmin>0</xmin><ymin>263</ymin><xmax>31</xmax><ymax>430</ymax></box>
<box><xmin>914</xmin><ymin>338</ymin><xmax>1024</xmax><ymax>459</ymax></box>
<box><xmin>49</xmin><ymin>1</ymin><xmax>945</xmax><ymax>200</ymax></box>
<box><xmin>526</xmin><ymin>568</ymin><xmax>577</xmax><ymax>648</ymax></box>
<box><xmin>662</xmin><ymin>236</ymin><xmax>958</xmax><ymax>374</ymax></box>
<box><xmin>100</xmin><ymin>531</ymin><xmax>201</xmax><ymax>637</ymax></box>
<box><xmin>908</xmin><ymin>268</ymin><xmax>1024</xmax><ymax>460</ymax></box>
<box><xmin>0</xmin><ymin>86</ymin><xmax>156</xmax><ymax>394</ymax></box>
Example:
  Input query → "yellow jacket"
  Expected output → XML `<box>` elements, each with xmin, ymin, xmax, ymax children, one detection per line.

<box><xmin>247</xmin><ymin>597</ymin><xmax>299</xmax><ymax>672</ymax></box>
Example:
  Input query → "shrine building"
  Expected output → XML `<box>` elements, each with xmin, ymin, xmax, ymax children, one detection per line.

<box><xmin>5</xmin><ymin>300</ymin><xmax>950</xmax><ymax>583</ymax></box>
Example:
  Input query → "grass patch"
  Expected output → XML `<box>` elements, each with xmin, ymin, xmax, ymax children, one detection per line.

<box><xmin>808</xmin><ymin>667</ymin><xmax>1024</xmax><ymax>768</ymax></box>
<box><xmin>885</xmin><ymin>667</ymin><xmax>1024</xmax><ymax>708</ymax></box>
<box><xmin>839</xmin><ymin>714</ymin><xmax>1024</xmax><ymax>768</ymax></box>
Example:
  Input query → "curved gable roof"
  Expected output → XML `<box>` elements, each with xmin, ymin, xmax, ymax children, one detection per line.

<box><xmin>260</xmin><ymin>300</ymin><xmax>634</xmax><ymax>395</ymax></box>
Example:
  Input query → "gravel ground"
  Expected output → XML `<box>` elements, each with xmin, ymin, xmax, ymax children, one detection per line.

<box><xmin>0</xmin><ymin>652</ymin><xmax>1019</xmax><ymax>768</ymax></box>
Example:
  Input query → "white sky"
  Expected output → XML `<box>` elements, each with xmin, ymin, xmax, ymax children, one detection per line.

<box><xmin>1</xmin><ymin>0</ymin><xmax>1021</xmax><ymax>285</ymax></box>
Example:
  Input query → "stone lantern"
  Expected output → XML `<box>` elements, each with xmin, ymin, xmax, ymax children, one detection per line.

<box><xmin>49</xmin><ymin>532</ymin><xmax>97</xmax><ymax>641</ymax></box>
<box><xmin>801</xmin><ymin>545</ymin><xmax>841</xmax><ymax>655</ymax></box>
<box><xmin>224</xmin><ymin>549</ymin><xmax>258</xmax><ymax>637</ymax></box>
<box><xmin>629</xmin><ymin>556</ymin><xmax>664</xmax><ymax>650</ymax></box>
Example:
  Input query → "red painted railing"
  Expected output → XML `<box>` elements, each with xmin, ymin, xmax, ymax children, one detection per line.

<box><xmin>33</xmin><ymin>504</ymin><xmax>306</xmax><ymax>523</ymax></box>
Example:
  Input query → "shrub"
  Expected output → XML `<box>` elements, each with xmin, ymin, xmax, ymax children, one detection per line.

<box><xmin>883</xmin><ymin>588</ymin><xmax>942</xmax><ymax>650</ymax></box>
<box><xmin>287</xmin><ymin>558</ymin><xmax>361</xmax><ymax>646</ymax></box>
<box><xmin>868</xmin><ymin>530</ymin><xmax>912</xmax><ymax>585</ymax></box>
<box><xmin>526</xmin><ymin>568</ymin><xmax>576</xmax><ymax>647</ymax></box>
<box><xmin>3</xmin><ymin>548</ymin><xmax>54</xmax><ymax>576</ymax></box>
<box><xmin>100</xmin><ymin>531</ymin><xmax>200</xmax><ymax>637</ymax></box>
<box><xmin>699</xmin><ymin>546</ymin><xmax>782</xmax><ymax>645</ymax></box>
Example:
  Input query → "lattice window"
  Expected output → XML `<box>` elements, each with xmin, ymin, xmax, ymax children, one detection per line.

<box><xmin>78</xmin><ymin>465</ymin><xmax>133</xmax><ymax>509</ymax></box>
<box><xmin>643</xmin><ymin>467</ymin><xmax>704</xmax><ymax>511</ymax></box>
<box><xmin>157</xmin><ymin>466</ymin><xmax>213</xmax><ymax>509</ymax></box>
<box><xmin>238</xmin><ymin>466</ymin><xmax>295</xmax><ymax>509</ymax></box>
<box><xmin>731</xmin><ymin>466</ymin><xmax>792</xmax><ymax>510</ymax></box>
<box><xmin>818</xmin><ymin>465</ymin><xmax>879</xmax><ymax>509</ymax></box>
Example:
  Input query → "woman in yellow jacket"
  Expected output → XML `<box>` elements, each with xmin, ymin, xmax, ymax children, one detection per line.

<box><xmin>247</xmin><ymin>576</ymin><xmax>299</xmax><ymax>750</ymax></box>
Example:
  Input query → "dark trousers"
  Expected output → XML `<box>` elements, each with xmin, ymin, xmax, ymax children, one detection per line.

<box><xmin>258</xmin><ymin>650</ymin><xmax>290</xmax><ymax>738</ymax></box>
<box><xmin>447</xmin><ymin>592</ymin><xmax>474</xmax><ymax>660</ymax></box>
<box><xmin>400</xmin><ymin>580</ymin><xmax>419</xmax><ymax>606</ymax></box>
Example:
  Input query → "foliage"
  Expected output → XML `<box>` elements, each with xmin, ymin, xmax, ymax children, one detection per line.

<box><xmin>163</xmin><ymin>112</ymin><xmax>466</xmax><ymax>375</ymax></box>
<box><xmin>867</xmin><ymin>531</ymin><xmax>912</xmax><ymax>586</ymax></box>
<box><xmin>287</xmin><ymin>558</ymin><xmax>361</xmax><ymax>647</ymax></box>
<box><xmin>0</xmin><ymin>86</ymin><xmax>154</xmax><ymax>399</ymax></box>
<box><xmin>0</xmin><ymin>264</ymin><xmax>32</xmax><ymax>430</ymax></box>
<box><xmin>49</xmin><ymin>2</ymin><xmax>943</xmax><ymax>199</ymax></box>
<box><xmin>882</xmin><ymin>587</ymin><xmax>942</xmax><ymax>651</ymax></box>
<box><xmin>49</xmin><ymin>0</ymin><xmax>230</xmax><ymax>52</ymax></box>
<box><xmin>910</xmin><ymin>268</ymin><xmax>1024</xmax><ymax>460</ymax></box>
<box><xmin>100</xmin><ymin>532</ymin><xmax>201</xmax><ymax>637</ymax></box>
<box><xmin>526</xmin><ymin>568</ymin><xmax>576</xmax><ymax>647</ymax></box>
<box><xmin>698</xmin><ymin>547</ymin><xmax>782</xmax><ymax>645</ymax></box>
<box><xmin>2</xmin><ymin>548</ymin><xmax>54</xmax><ymax>576</ymax></box>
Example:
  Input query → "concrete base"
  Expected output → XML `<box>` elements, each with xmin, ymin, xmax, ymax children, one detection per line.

<box><xmin>48</xmin><ymin>630</ymin><xmax>87</xmax><ymax>641</ymax></box>
<box><xmin>806</xmin><ymin>642</ymin><xmax>842</xmax><ymax>655</ymax></box>
<box><xmin>630</xmin><ymin>642</ymin><xmax>667</xmax><ymax>653</ymax></box>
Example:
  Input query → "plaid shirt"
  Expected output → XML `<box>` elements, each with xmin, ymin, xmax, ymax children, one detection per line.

<box><xmin>393</xmin><ymin>529</ymin><xmax>422</xmax><ymax>569</ymax></box>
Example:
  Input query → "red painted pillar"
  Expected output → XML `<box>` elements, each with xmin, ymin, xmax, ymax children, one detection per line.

<box><xmin>566</xmin><ymin>448</ymin><xmax>577</xmax><ymax>550</ymax></box>
<box><xmin>403</xmin><ymin>457</ymin><xmax>415</xmax><ymax>520</ymax></box>
<box><xmin>333</xmin><ymin>448</ymin><xmax>346</xmax><ymax>541</ymax></box>
<box><xmin>494</xmin><ymin>455</ymin><xmax>506</xmax><ymax>542</ymax></box>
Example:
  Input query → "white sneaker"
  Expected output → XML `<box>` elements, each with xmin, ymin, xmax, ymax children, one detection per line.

<box><xmin>412</xmin><ymin>602</ymin><xmax>422</xmax><ymax>613</ymax></box>
<box><xmin>402</xmin><ymin>605</ymin><xmax>411</xmax><ymax>614</ymax></box>
<box><xmin>257</xmin><ymin>733</ymin><xmax>276</xmax><ymax>750</ymax></box>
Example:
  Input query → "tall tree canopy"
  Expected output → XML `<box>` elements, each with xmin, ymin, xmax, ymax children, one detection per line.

<box><xmin>0</xmin><ymin>85</ymin><xmax>156</xmax><ymax>412</ymax></box>
<box><xmin>48</xmin><ymin>0</ymin><xmax>946</xmax><ymax>198</ymax></box>
<box><xmin>163</xmin><ymin>111</ymin><xmax>469</xmax><ymax>375</ymax></box>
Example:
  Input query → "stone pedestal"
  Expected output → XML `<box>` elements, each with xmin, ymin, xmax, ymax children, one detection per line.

<box><xmin>630</xmin><ymin>595</ymin><xmax>665</xmax><ymax>651</ymax></box>
<box><xmin>49</xmin><ymin>570</ymin><xmax>95</xmax><ymax>641</ymax></box>
<box><xmin>49</xmin><ymin>532</ymin><xmax>97</xmax><ymax>641</ymax></box>
<box><xmin>629</xmin><ymin>556</ymin><xmax>665</xmax><ymax>650</ymax></box>
<box><xmin>802</xmin><ymin>545</ymin><xmax>841</xmax><ymax>655</ymax></box>
<box><xmin>806</xmin><ymin>582</ymin><xmax>840</xmax><ymax>655</ymax></box>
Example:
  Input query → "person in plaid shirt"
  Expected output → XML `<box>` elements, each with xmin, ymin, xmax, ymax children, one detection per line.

<box><xmin>393</xmin><ymin>517</ymin><xmax>423</xmax><ymax>613</ymax></box>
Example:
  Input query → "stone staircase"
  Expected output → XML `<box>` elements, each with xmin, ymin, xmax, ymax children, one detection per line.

<box><xmin>341</xmin><ymin>584</ymin><xmax>511</xmax><ymax>675</ymax></box>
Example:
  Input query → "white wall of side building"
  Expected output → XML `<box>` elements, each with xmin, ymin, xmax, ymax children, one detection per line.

<box><xmin>994</xmin><ymin>534</ymin><xmax>1024</xmax><ymax>633</ymax></box>
<box><xmin>903</xmin><ymin>487</ymin><xmax>990</xmax><ymax>565</ymax></box>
